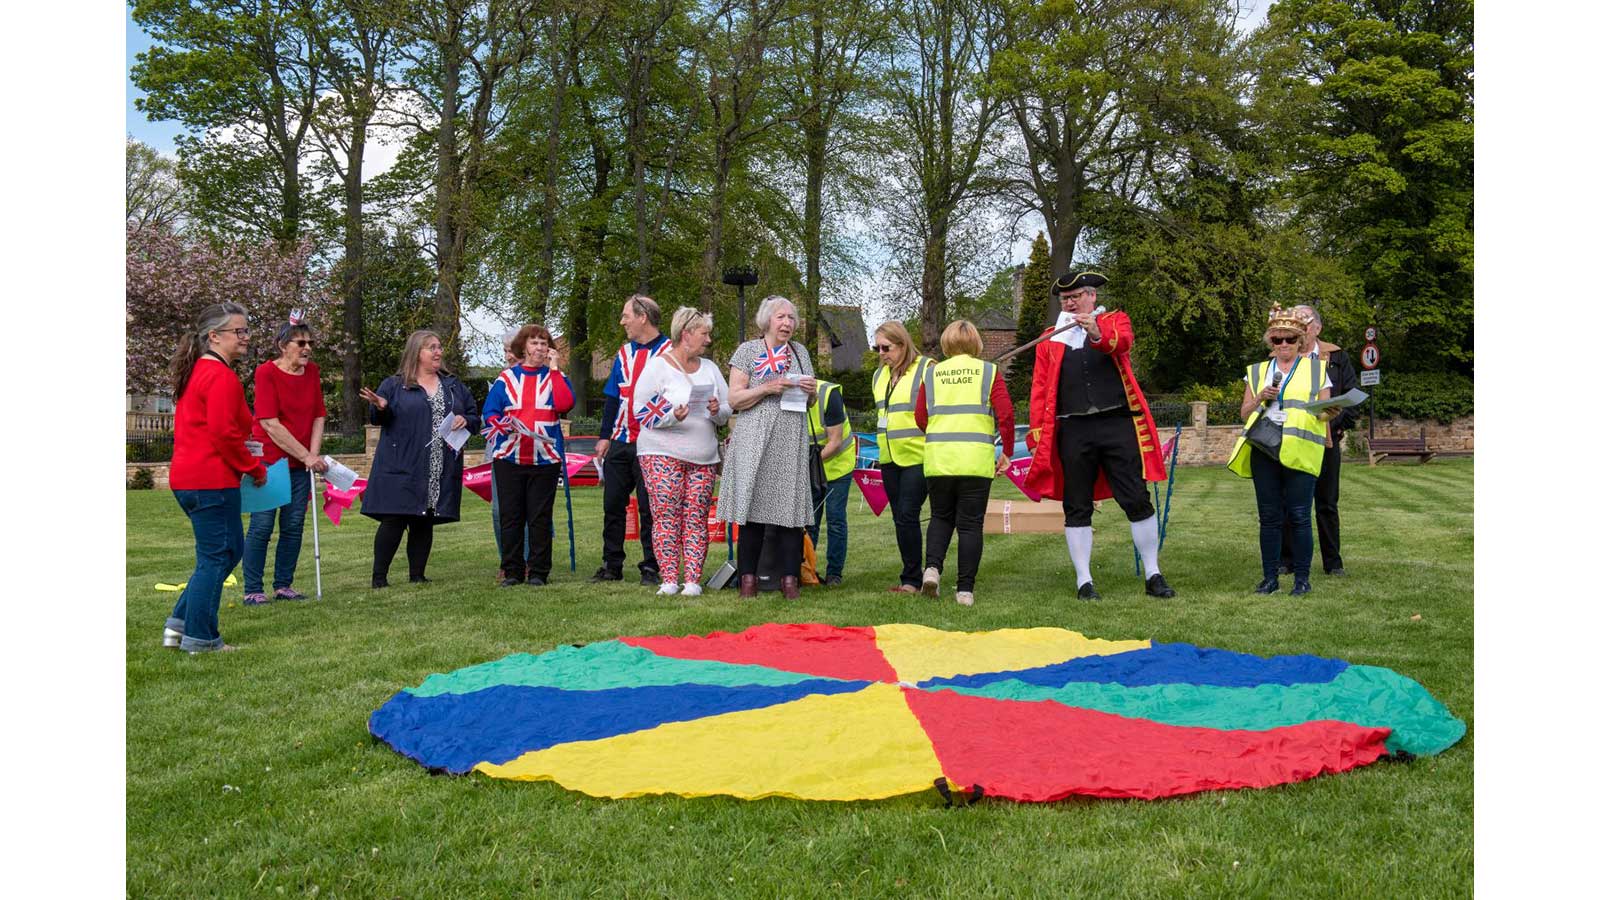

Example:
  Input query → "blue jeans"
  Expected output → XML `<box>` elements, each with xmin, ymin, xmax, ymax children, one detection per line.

<box><xmin>243</xmin><ymin>467</ymin><xmax>311</xmax><ymax>593</ymax></box>
<box><xmin>1251</xmin><ymin>448</ymin><xmax>1317</xmax><ymax>581</ymax></box>
<box><xmin>807</xmin><ymin>473</ymin><xmax>851</xmax><ymax>579</ymax></box>
<box><xmin>166</xmin><ymin>488</ymin><xmax>244</xmax><ymax>652</ymax></box>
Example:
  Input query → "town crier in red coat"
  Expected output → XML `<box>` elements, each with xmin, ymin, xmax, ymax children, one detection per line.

<box><xmin>1023</xmin><ymin>271</ymin><xmax>1175</xmax><ymax>601</ymax></box>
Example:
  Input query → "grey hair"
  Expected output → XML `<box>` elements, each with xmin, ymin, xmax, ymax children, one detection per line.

<box><xmin>1293</xmin><ymin>304</ymin><xmax>1322</xmax><ymax>326</ymax></box>
<box><xmin>670</xmin><ymin>307</ymin><xmax>713</xmax><ymax>343</ymax></box>
<box><xmin>754</xmin><ymin>295</ymin><xmax>797</xmax><ymax>333</ymax></box>
<box><xmin>626</xmin><ymin>293</ymin><xmax>662</xmax><ymax>328</ymax></box>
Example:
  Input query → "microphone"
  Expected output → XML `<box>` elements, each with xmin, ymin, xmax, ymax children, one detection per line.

<box><xmin>1270</xmin><ymin>371</ymin><xmax>1283</xmax><ymax>406</ymax></box>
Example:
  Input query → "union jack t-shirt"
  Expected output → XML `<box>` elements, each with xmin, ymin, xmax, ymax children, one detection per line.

<box><xmin>481</xmin><ymin>365</ymin><xmax>576</xmax><ymax>465</ymax></box>
<box><xmin>602</xmin><ymin>334</ymin><xmax>672</xmax><ymax>442</ymax></box>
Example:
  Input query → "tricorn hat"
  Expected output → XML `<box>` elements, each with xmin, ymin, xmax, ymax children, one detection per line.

<box><xmin>1054</xmin><ymin>271</ymin><xmax>1108</xmax><ymax>294</ymax></box>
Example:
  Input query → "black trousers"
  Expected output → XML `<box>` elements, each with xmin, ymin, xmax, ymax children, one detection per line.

<box><xmin>1281</xmin><ymin>441</ymin><xmax>1343</xmax><ymax>573</ymax></box>
<box><xmin>738</xmin><ymin>522</ymin><xmax>803</xmax><ymax>579</ymax></box>
<box><xmin>1056</xmin><ymin>413</ymin><xmax>1155</xmax><ymax>527</ymax></box>
<box><xmin>600</xmin><ymin>441</ymin><xmax>658</xmax><ymax>575</ymax></box>
<box><xmin>880</xmin><ymin>462</ymin><xmax>928</xmax><ymax>586</ymax></box>
<box><xmin>494</xmin><ymin>459</ymin><xmax>559</xmax><ymax>580</ymax></box>
<box><xmin>373</xmin><ymin>512</ymin><xmax>436</xmax><ymax>581</ymax></box>
<box><xmin>925</xmin><ymin>475</ymin><xmax>992</xmax><ymax>593</ymax></box>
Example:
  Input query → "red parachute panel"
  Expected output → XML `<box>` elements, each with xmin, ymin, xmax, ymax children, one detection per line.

<box><xmin>621</xmin><ymin>623</ymin><xmax>899</xmax><ymax>683</ymax></box>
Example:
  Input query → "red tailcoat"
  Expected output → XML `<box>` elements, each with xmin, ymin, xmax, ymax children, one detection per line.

<box><xmin>1023</xmin><ymin>310</ymin><xmax>1168</xmax><ymax>502</ymax></box>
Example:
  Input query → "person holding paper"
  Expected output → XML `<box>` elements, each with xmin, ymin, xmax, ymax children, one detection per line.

<box><xmin>592</xmin><ymin>294</ymin><xmax>672</xmax><ymax>585</ymax></box>
<box><xmin>163</xmin><ymin>302</ymin><xmax>266</xmax><ymax>654</ymax></box>
<box><xmin>1278</xmin><ymin>305</ymin><xmax>1360</xmax><ymax>578</ymax></box>
<box><xmin>489</xmin><ymin>329</ymin><xmax>531</xmax><ymax>580</ymax></box>
<box><xmin>481</xmin><ymin>324</ymin><xmax>575</xmax><ymax>587</ymax></box>
<box><xmin>870</xmin><ymin>321</ymin><xmax>933</xmax><ymax>594</ymax></box>
<box><xmin>633</xmin><ymin>307</ymin><xmax>731</xmax><ymax>596</ymax></box>
<box><xmin>1023</xmin><ymin>272</ymin><xmax>1174</xmax><ymax>601</ymax></box>
<box><xmin>241</xmin><ymin>312</ymin><xmax>328</xmax><ymax>606</ymax></box>
<box><xmin>718</xmin><ymin>296</ymin><xmax>818</xmax><ymax>599</ymax></box>
<box><xmin>358</xmin><ymin>330</ymin><xmax>479</xmax><ymax>588</ymax></box>
<box><xmin>1227</xmin><ymin>306</ymin><xmax>1334</xmax><ymax>596</ymax></box>
<box><xmin>913</xmin><ymin>320</ymin><xmax>1015</xmax><ymax>607</ymax></box>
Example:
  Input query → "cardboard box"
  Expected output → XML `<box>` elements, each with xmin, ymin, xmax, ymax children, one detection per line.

<box><xmin>983</xmin><ymin>498</ymin><xmax>1063</xmax><ymax>534</ymax></box>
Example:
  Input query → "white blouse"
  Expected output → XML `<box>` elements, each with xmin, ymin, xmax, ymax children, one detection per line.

<box><xmin>632</xmin><ymin>354</ymin><xmax>732</xmax><ymax>465</ymax></box>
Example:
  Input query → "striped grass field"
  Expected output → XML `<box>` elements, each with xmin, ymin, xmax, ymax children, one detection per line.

<box><xmin>126</xmin><ymin>458</ymin><xmax>1472</xmax><ymax>897</ymax></box>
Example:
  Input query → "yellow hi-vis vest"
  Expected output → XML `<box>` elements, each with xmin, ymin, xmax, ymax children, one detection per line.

<box><xmin>1227</xmin><ymin>356</ymin><xmax>1328</xmax><ymax>479</ymax></box>
<box><xmin>923</xmin><ymin>354</ymin><xmax>998</xmax><ymax>478</ymax></box>
<box><xmin>873</xmin><ymin>356</ymin><xmax>932</xmax><ymax>466</ymax></box>
<box><xmin>806</xmin><ymin>379</ymin><xmax>856</xmax><ymax>482</ymax></box>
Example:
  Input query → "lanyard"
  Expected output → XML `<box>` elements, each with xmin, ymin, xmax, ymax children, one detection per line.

<box><xmin>1272</xmin><ymin>356</ymin><xmax>1303</xmax><ymax>409</ymax></box>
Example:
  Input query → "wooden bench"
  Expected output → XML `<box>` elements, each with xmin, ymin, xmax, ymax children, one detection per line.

<box><xmin>1368</xmin><ymin>428</ymin><xmax>1436</xmax><ymax>466</ymax></box>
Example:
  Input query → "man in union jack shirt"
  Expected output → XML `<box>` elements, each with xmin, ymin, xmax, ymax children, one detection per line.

<box><xmin>593</xmin><ymin>294</ymin><xmax>671</xmax><ymax>584</ymax></box>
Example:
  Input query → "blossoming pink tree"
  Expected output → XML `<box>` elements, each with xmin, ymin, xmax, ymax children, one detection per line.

<box><xmin>126</xmin><ymin>225</ymin><xmax>338</xmax><ymax>397</ymax></box>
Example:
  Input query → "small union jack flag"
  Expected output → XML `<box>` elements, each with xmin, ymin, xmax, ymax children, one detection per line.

<box><xmin>639</xmin><ymin>392</ymin><xmax>674</xmax><ymax>430</ymax></box>
<box><xmin>752</xmin><ymin>342</ymin><xmax>790</xmax><ymax>378</ymax></box>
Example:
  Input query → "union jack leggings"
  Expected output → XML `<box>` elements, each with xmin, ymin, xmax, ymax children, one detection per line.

<box><xmin>639</xmin><ymin>455</ymin><xmax>718</xmax><ymax>585</ymax></box>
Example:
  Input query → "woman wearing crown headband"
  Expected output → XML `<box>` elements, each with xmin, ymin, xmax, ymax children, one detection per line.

<box><xmin>1227</xmin><ymin>306</ymin><xmax>1335</xmax><ymax>596</ymax></box>
<box><xmin>241</xmin><ymin>311</ymin><xmax>329</xmax><ymax>605</ymax></box>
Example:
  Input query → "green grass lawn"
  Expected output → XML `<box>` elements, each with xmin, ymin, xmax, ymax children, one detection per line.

<box><xmin>126</xmin><ymin>459</ymin><xmax>1472</xmax><ymax>898</ymax></box>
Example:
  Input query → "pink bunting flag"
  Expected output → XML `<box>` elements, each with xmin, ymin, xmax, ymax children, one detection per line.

<box><xmin>564</xmin><ymin>453</ymin><xmax>594</xmax><ymax>479</ymax></box>
<box><xmin>323</xmin><ymin>478</ymin><xmax>367</xmax><ymax>525</ymax></box>
<box><xmin>852</xmin><ymin>468</ymin><xmax>889</xmax><ymax>516</ymax></box>
<box><xmin>463</xmin><ymin>463</ymin><xmax>494</xmax><ymax>503</ymax></box>
<box><xmin>1004</xmin><ymin>457</ymin><xmax>1043</xmax><ymax>502</ymax></box>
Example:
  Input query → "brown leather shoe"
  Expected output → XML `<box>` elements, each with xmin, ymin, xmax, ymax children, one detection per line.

<box><xmin>738</xmin><ymin>574</ymin><xmax>758</xmax><ymax>599</ymax></box>
<box><xmin>780</xmin><ymin>575</ymin><xmax>800</xmax><ymax>600</ymax></box>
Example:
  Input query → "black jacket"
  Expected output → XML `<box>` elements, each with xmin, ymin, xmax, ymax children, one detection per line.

<box><xmin>1320</xmin><ymin>345</ymin><xmax>1360</xmax><ymax>436</ymax></box>
<box><xmin>362</xmin><ymin>373</ymin><xmax>481</xmax><ymax>522</ymax></box>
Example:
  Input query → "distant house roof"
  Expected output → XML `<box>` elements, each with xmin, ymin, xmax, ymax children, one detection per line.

<box><xmin>818</xmin><ymin>304</ymin><xmax>868</xmax><ymax>372</ymax></box>
<box><xmin>972</xmin><ymin>308</ymin><xmax>1016</xmax><ymax>331</ymax></box>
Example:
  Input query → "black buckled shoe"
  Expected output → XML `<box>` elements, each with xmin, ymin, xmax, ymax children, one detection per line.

<box><xmin>589</xmin><ymin>567</ymin><xmax>622</xmax><ymax>583</ymax></box>
<box><xmin>1253</xmin><ymin>578</ymin><xmax>1280</xmax><ymax>595</ymax></box>
<box><xmin>1144</xmin><ymin>573</ymin><xmax>1176</xmax><ymax>599</ymax></box>
<box><xmin>1077</xmin><ymin>582</ymin><xmax>1101</xmax><ymax>601</ymax></box>
<box><xmin>640</xmin><ymin>569</ymin><xmax>662</xmax><ymax>586</ymax></box>
<box><xmin>1290</xmin><ymin>578</ymin><xmax>1312</xmax><ymax>596</ymax></box>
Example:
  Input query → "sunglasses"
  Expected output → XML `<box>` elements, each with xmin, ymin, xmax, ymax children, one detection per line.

<box><xmin>1268</xmin><ymin>336</ymin><xmax>1298</xmax><ymax>346</ymax></box>
<box><xmin>874</xmin><ymin>344</ymin><xmax>896</xmax><ymax>353</ymax></box>
<box><xmin>289</xmin><ymin>339</ymin><xmax>314</xmax><ymax>348</ymax></box>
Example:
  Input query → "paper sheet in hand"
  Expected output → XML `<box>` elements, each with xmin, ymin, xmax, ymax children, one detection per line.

<box><xmin>436</xmin><ymin>414</ymin><xmax>470</xmax><ymax>452</ymax></box>
<box><xmin>686</xmin><ymin>382</ymin><xmax>715</xmax><ymax>415</ymax></box>
<box><xmin>322</xmin><ymin>456</ymin><xmax>359</xmax><ymax>492</ymax></box>
<box><xmin>1304</xmin><ymin>388</ymin><xmax>1369</xmax><ymax>413</ymax></box>
<box><xmin>780</xmin><ymin>376</ymin><xmax>808</xmax><ymax>413</ymax></box>
<box><xmin>241</xmin><ymin>459</ymin><xmax>291</xmax><ymax>513</ymax></box>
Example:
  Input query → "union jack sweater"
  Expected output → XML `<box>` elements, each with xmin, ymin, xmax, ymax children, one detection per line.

<box><xmin>600</xmin><ymin>334</ymin><xmax>672</xmax><ymax>443</ymax></box>
<box><xmin>480</xmin><ymin>365</ymin><xmax>576</xmax><ymax>465</ymax></box>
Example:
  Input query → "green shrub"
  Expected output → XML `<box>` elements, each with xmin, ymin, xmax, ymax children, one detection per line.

<box><xmin>128</xmin><ymin>467</ymin><xmax>156</xmax><ymax>490</ymax></box>
<box><xmin>1369</xmin><ymin>371</ymin><xmax>1473</xmax><ymax>423</ymax></box>
<box><xmin>318</xmin><ymin>431</ymin><xmax>369</xmax><ymax>455</ymax></box>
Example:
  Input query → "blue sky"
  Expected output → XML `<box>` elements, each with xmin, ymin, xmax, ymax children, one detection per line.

<box><xmin>126</xmin><ymin>7</ymin><xmax>184</xmax><ymax>152</ymax></box>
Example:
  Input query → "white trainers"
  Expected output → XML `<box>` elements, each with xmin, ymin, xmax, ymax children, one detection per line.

<box><xmin>955</xmin><ymin>591</ymin><xmax>975</xmax><ymax>607</ymax></box>
<box><xmin>656</xmin><ymin>583</ymin><xmax>682</xmax><ymax>596</ymax></box>
<box><xmin>162</xmin><ymin>628</ymin><xmax>183</xmax><ymax>649</ymax></box>
<box><xmin>921</xmin><ymin>567</ymin><xmax>940</xmax><ymax>598</ymax></box>
<box><xmin>681</xmin><ymin>582</ymin><xmax>703</xmax><ymax>597</ymax></box>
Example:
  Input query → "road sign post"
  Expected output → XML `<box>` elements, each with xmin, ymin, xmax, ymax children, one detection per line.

<box><xmin>1363</xmin><ymin>326</ymin><xmax>1379</xmax><ymax>446</ymax></box>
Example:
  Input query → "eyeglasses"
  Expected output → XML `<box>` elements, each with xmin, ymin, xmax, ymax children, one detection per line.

<box><xmin>874</xmin><ymin>344</ymin><xmax>895</xmax><ymax>353</ymax></box>
<box><xmin>215</xmin><ymin>327</ymin><xmax>251</xmax><ymax>336</ymax></box>
<box><xmin>289</xmin><ymin>339</ymin><xmax>314</xmax><ymax>348</ymax></box>
<box><xmin>1268</xmin><ymin>336</ymin><xmax>1297</xmax><ymax>346</ymax></box>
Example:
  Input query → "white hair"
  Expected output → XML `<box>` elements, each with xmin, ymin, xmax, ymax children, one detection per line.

<box><xmin>1293</xmin><ymin>305</ymin><xmax>1322</xmax><ymax>326</ymax></box>
<box><xmin>754</xmin><ymin>295</ymin><xmax>796</xmax><ymax>333</ymax></box>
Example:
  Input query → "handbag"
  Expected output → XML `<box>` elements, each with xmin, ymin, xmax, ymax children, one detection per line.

<box><xmin>1245</xmin><ymin>358</ymin><xmax>1301</xmax><ymax>460</ymax></box>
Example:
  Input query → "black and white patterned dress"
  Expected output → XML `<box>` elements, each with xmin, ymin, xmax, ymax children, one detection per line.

<box><xmin>426</xmin><ymin>383</ymin><xmax>446</xmax><ymax>512</ymax></box>
<box><xmin>716</xmin><ymin>339</ymin><xmax>815</xmax><ymax>529</ymax></box>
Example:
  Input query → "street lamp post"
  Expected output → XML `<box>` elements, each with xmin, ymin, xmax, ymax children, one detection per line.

<box><xmin>722</xmin><ymin>265</ymin><xmax>759</xmax><ymax>340</ymax></box>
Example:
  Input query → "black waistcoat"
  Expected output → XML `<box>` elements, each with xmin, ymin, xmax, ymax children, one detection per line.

<box><xmin>1057</xmin><ymin>341</ymin><xmax>1127</xmax><ymax>416</ymax></box>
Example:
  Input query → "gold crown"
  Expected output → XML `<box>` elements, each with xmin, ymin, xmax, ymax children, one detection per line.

<box><xmin>1266</xmin><ymin>305</ymin><xmax>1306</xmax><ymax>334</ymax></box>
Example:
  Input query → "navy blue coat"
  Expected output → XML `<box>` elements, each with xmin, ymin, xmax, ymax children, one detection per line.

<box><xmin>361</xmin><ymin>374</ymin><xmax>481</xmax><ymax>523</ymax></box>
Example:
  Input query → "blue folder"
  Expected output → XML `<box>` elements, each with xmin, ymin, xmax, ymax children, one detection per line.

<box><xmin>240</xmin><ymin>458</ymin><xmax>291</xmax><ymax>513</ymax></box>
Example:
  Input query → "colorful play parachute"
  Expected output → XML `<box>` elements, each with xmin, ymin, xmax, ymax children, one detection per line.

<box><xmin>369</xmin><ymin>623</ymin><xmax>1464</xmax><ymax>803</ymax></box>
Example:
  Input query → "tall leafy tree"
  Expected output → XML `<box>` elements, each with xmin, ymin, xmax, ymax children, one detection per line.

<box><xmin>126</xmin><ymin>138</ymin><xmax>189</xmax><ymax>236</ymax></box>
<box><xmin>1006</xmin><ymin>230</ymin><xmax>1051</xmax><ymax>400</ymax></box>
<box><xmin>1257</xmin><ymin>0</ymin><xmax>1474</xmax><ymax>374</ymax></box>
<box><xmin>131</xmin><ymin>0</ymin><xmax>328</xmax><ymax>242</ymax></box>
